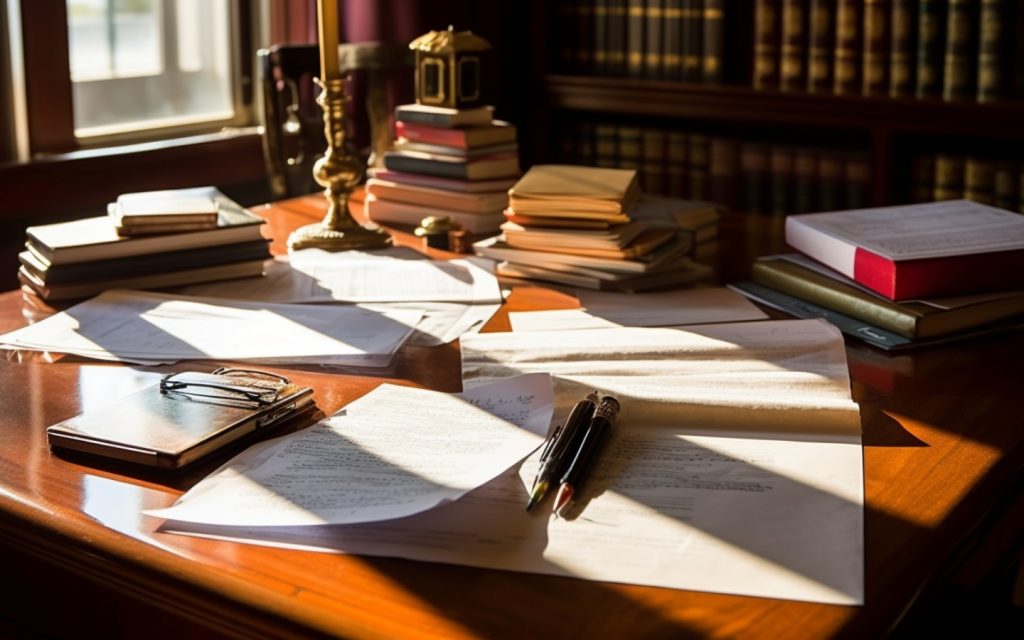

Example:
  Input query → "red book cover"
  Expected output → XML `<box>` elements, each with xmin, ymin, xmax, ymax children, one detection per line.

<box><xmin>395</xmin><ymin>121</ymin><xmax>517</xmax><ymax>149</ymax></box>
<box><xmin>786</xmin><ymin>200</ymin><xmax>1024</xmax><ymax>300</ymax></box>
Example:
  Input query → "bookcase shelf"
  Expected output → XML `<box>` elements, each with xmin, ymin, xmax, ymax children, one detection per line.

<box><xmin>543</xmin><ymin>74</ymin><xmax>1024</xmax><ymax>139</ymax></box>
<box><xmin>515</xmin><ymin>2</ymin><xmax>1024</xmax><ymax>215</ymax></box>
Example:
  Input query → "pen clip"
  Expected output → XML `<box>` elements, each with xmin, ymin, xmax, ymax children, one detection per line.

<box><xmin>538</xmin><ymin>424</ymin><xmax>563</xmax><ymax>463</ymax></box>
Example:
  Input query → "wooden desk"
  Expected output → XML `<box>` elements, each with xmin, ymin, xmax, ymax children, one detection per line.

<box><xmin>2</xmin><ymin>195</ymin><xmax>1023</xmax><ymax>639</ymax></box>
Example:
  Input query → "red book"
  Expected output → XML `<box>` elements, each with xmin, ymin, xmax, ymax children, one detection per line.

<box><xmin>785</xmin><ymin>200</ymin><xmax>1024</xmax><ymax>300</ymax></box>
<box><xmin>395</xmin><ymin>120</ymin><xmax>517</xmax><ymax>149</ymax></box>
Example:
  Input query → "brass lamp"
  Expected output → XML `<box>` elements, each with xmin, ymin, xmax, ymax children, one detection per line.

<box><xmin>287</xmin><ymin>0</ymin><xmax>390</xmax><ymax>251</ymax></box>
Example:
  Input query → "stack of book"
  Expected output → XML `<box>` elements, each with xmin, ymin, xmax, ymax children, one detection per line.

<box><xmin>730</xmin><ymin>200</ymin><xmax>1024</xmax><ymax>350</ymax></box>
<box><xmin>474</xmin><ymin>165</ymin><xmax>711</xmax><ymax>291</ymax></box>
<box><xmin>364</xmin><ymin>103</ymin><xmax>520</xmax><ymax>235</ymax></box>
<box><xmin>19</xmin><ymin>187</ymin><xmax>270</xmax><ymax>302</ymax></box>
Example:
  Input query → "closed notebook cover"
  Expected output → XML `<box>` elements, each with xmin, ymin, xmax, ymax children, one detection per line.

<box><xmin>508</xmin><ymin>165</ymin><xmax>639</xmax><ymax>213</ymax></box>
<box><xmin>46</xmin><ymin>371</ymin><xmax>314</xmax><ymax>469</ymax></box>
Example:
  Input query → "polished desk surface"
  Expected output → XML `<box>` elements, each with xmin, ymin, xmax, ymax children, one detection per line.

<box><xmin>2</xmin><ymin>194</ymin><xmax>1023</xmax><ymax>639</ymax></box>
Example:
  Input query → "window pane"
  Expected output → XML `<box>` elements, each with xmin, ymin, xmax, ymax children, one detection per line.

<box><xmin>66</xmin><ymin>0</ymin><xmax>236</xmax><ymax>138</ymax></box>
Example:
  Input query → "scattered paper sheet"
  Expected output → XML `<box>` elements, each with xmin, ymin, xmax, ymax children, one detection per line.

<box><xmin>177</xmin><ymin>247</ymin><xmax>503</xmax><ymax>304</ymax></box>
<box><xmin>0</xmin><ymin>289</ymin><xmax>421</xmax><ymax>366</ymax></box>
<box><xmin>509</xmin><ymin>287</ymin><xmax>767</xmax><ymax>331</ymax></box>
<box><xmin>149</xmin><ymin>373</ymin><xmax>553</xmax><ymax>526</ymax></box>
<box><xmin>173</xmin><ymin>248</ymin><xmax>504</xmax><ymax>345</ymax></box>
<box><xmin>156</xmin><ymin>320</ymin><xmax>864</xmax><ymax>605</ymax></box>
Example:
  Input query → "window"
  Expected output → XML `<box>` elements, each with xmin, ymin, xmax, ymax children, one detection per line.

<box><xmin>6</xmin><ymin>0</ymin><xmax>261</xmax><ymax>156</ymax></box>
<box><xmin>66</xmin><ymin>0</ymin><xmax>242</xmax><ymax>139</ymax></box>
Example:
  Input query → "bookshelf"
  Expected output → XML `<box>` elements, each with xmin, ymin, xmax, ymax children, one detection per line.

<box><xmin>521</xmin><ymin>1</ymin><xmax>1024</xmax><ymax>214</ymax></box>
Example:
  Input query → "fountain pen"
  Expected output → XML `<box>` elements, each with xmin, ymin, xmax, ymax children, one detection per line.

<box><xmin>525</xmin><ymin>391</ymin><xmax>599</xmax><ymax>511</ymax></box>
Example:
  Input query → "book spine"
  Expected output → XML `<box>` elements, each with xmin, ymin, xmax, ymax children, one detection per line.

<box><xmin>658</xmin><ymin>0</ymin><xmax>677</xmax><ymax>79</ymax></box>
<box><xmin>383</xmin><ymin>154</ymin><xmax>471</xmax><ymax>180</ymax></box>
<box><xmin>754</xmin><ymin>0</ymin><xmax>781</xmax><ymax>89</ymax></box>
<box><xmin>911</xmin><ymin>153</ymin><xmax>937</xmax><ymax>202</ymax></box>
<box><xmin>769</xmin><ymin>145</ymin><xmax>795</xmax><ymax>214</ymax></box>
<box><xmin>780</xmin><ymin>0</ymin><xmax>808</xmax><ymax>91</ymax></box>
<box><xmin>752</xmin><ymin>260</ymin><xmax>918</xmax><ymax>336</ymax></box>
<box><xmin>396</xmin><ymin>122</ymin><xmax>467</xmax><ymax>148</ymax></box>
<box><xmin>855</xmin><ymin>244</ymin><xmax>1024</xmax><ymax>299</ymax></box>
<box><xmin>557</xmin><ymin>2</ymin><xmax>580</xmax><ymax>72</ymax></box>
<box><xmin>687</xmin><ymin>133</ymin><xmax>711</xmax><ymax>199</ymax></box>
<box><xmin>595</xmin><ymin>123</ymin><xmax>620</xmax><ymax>167</ymax></box>
<box><xmin>889</xmin><ymin>0</ymin><xmax>916</xmax><ymax>97</ymax></box>
<box><xmin>933</xmin><ymin>153</ymin><xmax>966</xmax><ymax>200</ymax></box>
<box><xmin>618</xmin><ymin>125</ymin><xmax>644</xmax><ymax>175</ymax></box>
<box><xmin>964</xmin><ymin>156</ymin><xmax>996</xmax><ymax>204</ymax></box>
<box><xmin>709</xmin><ymin>137</ymin><xmax>740</xmax><ymax>210</ymax></box>
<box><xmin>943</xmin><ymin>0</ymin><xmax>978</xmax><ymax>101</ymax></box>
<box><xmin>577</xmin><ymin>121</ymin><xmax>597</xmax><ymax>165</ymax></box>
<box><xmin>740</xmin><ymin>143</ymin><xmax>771</xmax><ymax>213</ymax></box>
<box><xmin>628</xmin><ymin>0</ymin><xmax>647</xmax><ymax>77</ymax></box>
<box><xmin>816</xmin><ymin>152</ymin><xmax>845</xmax><ymax>211</ymax></box>
<box><xmin>647</xmin><ymin>0</ymin><xmax>663</xmax><ymax>78</ymax></box>
<box><xmin>807</xmin><ymin>0</ymin><xmax>836</xmax><ymax>93</ymax></box>
<box><xmin>702</xmin><ymin>0</ymin><xmax>726</xmax><ymax>81</ymax></box>
<box><xmin>642</xmin><ymin>128</ymin><xmax>669</xmax><ymax>195</ymax></box>
<box><xmin>976</xmin><ymin>0</ymin><xmax>1005</xmax><ymax>102</ymax></box>
<box><xmin>793</xmin><ymin>148</ymin><xmax>819</xmax><ymax>213</ymax></box>
<box><xmin>915</xmin><ymin>0</ymin><xmax>946</xmax><ymax>98</ymax></box>
<box><xmin>594</xmin><ymin>0</ymin><xmax>612</xmax><ymax>74</ymax></box>
<box><xmin>682</xmin><ymin>0</ymin><xmax>704</xmax><ymax>81</ymax></box>
<box><xmin>833</xmin><ymin>0</ymin><xmax>862</xmax><ymax>95</ymax></box>
<box><xmin>844</xmin><ymin>154</ymin><xmax>872</xmax><ymax>209</ymax></box>
<box><xmin>578</xmin><ymin>0</ymin><xmax>596</xmax><ymax>72</ymax></box>
<box><xmin>993</xmin><ymin>161</ymin><xmax>1019</xmax><ymax>211</ymax></box>
<box><xmin>609</xmin><ymin>0</ymin><xmax>629</xmax><ymax>75</ymax></box>
<box><xmin>666</xmin><ymin>129</ymin><xmax>689</xmax><ymax>197</ymax></box>
<box><xmin>862</xmin><ymin>0</ymin><xmax>891</xmax><ymax>96</ymax></box>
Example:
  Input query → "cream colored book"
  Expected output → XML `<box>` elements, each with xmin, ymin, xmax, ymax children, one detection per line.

<box><xmin>508</xmin><ymin>165</ymin><xmax>639</xmax><ymax>217</ymax></box>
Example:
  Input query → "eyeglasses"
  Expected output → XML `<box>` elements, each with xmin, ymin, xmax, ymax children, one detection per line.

<box><xmin>160</xmin><ymin>368</ymin><xmax>291</xmax><ymax>408</ymax></box>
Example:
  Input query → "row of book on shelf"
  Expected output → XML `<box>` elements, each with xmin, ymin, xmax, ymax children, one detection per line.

<box><xmin>911</xmin><ymin>152</ymin><xmax>1024</xmax><ymax>212</ymax></box>
<box><xmin>552</xmin><ymin>0</ymin><xmax>727</xmax><ymax>82</ymax></box>
<box><xmin>551</xmin><ymin>1</ymin><xmax>1024</xmax><ymax>103</ymax></box>
<box><xmin>558</xmin><ymin>122</ymin><xmax>871</xmax><ymax>215</ymax></box>
<box><xmin>755</xmin><ymin>0</ymin><xmax>1024</xmax><ymax>102</ymax></box>
<box><xmin>729</xmin><ymin>199</ymin><xmax>1024</xmax><ymax>350</ymax></box>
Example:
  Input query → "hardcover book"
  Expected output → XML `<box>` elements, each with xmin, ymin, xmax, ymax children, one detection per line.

<box><xmin>365</xmin><ymin>178</ymin><xmax>508</xmax><ymax>214</ymax></box>
<box><xmin>394</xmin><ymin>103</ymin><xmax>495</xmax><ymax>128</ymax></box>
<box><xmin>508</xmin><ymin>165</ymin><xmax>640</xmax><ymax>217</ymax></box>
<box><xmin>26</xmin><ymin>189</ymin><xmax>265</xmax><ymax>265</ymax></box>
<box><xmin>364</xmin><ymin>195</ymin><xmax>505</xmax><ymax>234</ymax></box>
<box><xmin>382</xmin><ymin>150</ymin><xmax>520</xmax><ymax>181</ymax></box>
<box><xmin>395</xmin><ymin>120</ymin><xmax>517</xmax><ymax>149</ymax></box>
<box><xmin>752</xmin><ymin>254</ymin><xmax>1024</xmax><ymax>338</ymax></box>
<box><xmin>784</xmin><ymin>199</ymin><xmax>1024</xmax><ymax>299</ymax></box>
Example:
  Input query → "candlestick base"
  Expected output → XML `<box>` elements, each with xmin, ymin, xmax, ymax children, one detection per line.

<box><xmin>287</xmin><ymin>191</ymin><xmax>390</xmax><ymax>252</ymax></box>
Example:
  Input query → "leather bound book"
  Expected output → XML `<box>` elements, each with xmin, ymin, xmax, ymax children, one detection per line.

<box><xmin>862</xmin><ymin>0</ymin><xmax>891</xmax><ymax>96</ymax></box>
<box><xmin>833</xmin><ymin>0</ymin><xmax>862</xmax><ymax>95</ymax></box>
<box><xmin>915</xmin><ymin>0</ymin><xmax>946</xmax><ymax>98</ymax></box>
<box><xmin>976</xmin><ymin>0</ymin><xmax>1005</xmax><ymax>102</ymax></box>
<box><xmin>754</xmin><ymin>0</ymin><xmax>781</xmax><ymax>89</ymax></box>
<box><xmin>889</xmin><ymin>0</ymin><xmax>916</xmax><ymax>97</ymax></box>
<box><xmin>780</xmin><ymin>0</ymin><xmax>808</xmax><ymax>91</ymax></box>
<box><xmin>702</xmin><ymin>0</ymin><xmax>726</xmax><ymax>81</ymax></box>
<box><xmin>942</xmin><ymin>0</ymin><xmax>978</xmax><ymax>101</ymax></box>
<box><xmin>807</xmin><ymin>0</ymin><xmax>835</xmax><ymax>93</ymax></box>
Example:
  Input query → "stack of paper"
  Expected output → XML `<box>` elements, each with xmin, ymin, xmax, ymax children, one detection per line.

<box><xmin>0</xmin><ymin>289</ymin><xmax>420</xmax><ymax>366</ymax></box>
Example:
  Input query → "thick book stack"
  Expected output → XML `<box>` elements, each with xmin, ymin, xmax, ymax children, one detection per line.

<box><xmin>19</xmin><ymin>187</ymin><xmax>270</xmax><ymax>302</ymax></box>
<box><xmin>474</xmin><ymin>165</ymin><xmax>711</xmax><ymax>291</ymax></box>
<box><xmin>730</xmin><ymin>200</ymin><xmax>1024</xmax><ymax>349</ymax></box>
<box><xmin>365</xmin><ymin>104</ymin><xmax>521</xmax><ymax>235</ymax></box>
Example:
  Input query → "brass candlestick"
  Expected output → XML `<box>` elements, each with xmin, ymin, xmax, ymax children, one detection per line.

<box><xmin>287</xmin><ymin>77</ymin><xmax>390</xmax><ymax>251</ymax></box>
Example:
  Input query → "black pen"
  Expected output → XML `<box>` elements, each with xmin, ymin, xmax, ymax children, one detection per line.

<box><xmin>553</xmin><ymin>395</ymin><xmax>620</xmax><ymax>516</ymax></box>
<box><xmin>526</xmin><ymin>391</ymin><xmax>599</xmax><ymax>511</ymax></box>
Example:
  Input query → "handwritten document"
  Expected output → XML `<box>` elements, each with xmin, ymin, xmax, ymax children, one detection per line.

<box><xmin>509</xmin><ymin>287</ymin><xmax>767</xmax><ymax>331</ymax></box>
<box><xmin>0</xmin><ymin>289</ymin><xmax>421</xmax><ymax>366</ymax></box>
<box><xmin>157</xmin><ymin>320</ymin><xmax>864</xmax><ymax>605</ymax></box>
<box><xmin>149</xmin><ymin>373</ymin><xmax>553</xmax><ymax>526</ymax></box>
